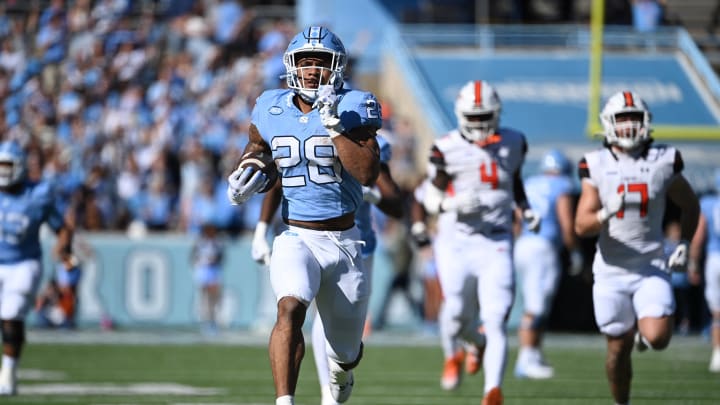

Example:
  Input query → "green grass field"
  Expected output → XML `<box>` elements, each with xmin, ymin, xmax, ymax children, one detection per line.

<box><xmin>5</xmin><ymin>331</ymin><xmax>720</xmax><ymax>405</ymax></box>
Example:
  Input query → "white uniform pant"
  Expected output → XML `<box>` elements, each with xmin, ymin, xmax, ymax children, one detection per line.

<box><xmin>270</xmin><ymin>225</ymin><xmax>369</xmax><ymax>365</ymax></box>
<box><xmin>513</xmin><ymin>234</ymin><xmax>561</xmax><ymax>318</ymax></box>
<box><xmin>437</xmin><ymin>231</ymin><xmax>514</xmax><ymax>392</ymax></box>
<box><xmin>0</xmin><ymin>259</ymin><xmax>42</xmax><ymax>320</ymax></box>
<box><xmin>705</xmin><ymin>252</ymin><xmax>720</xmax><ymax>313</ymax></box>
<box><xmin>592</xmin><ymin>252</ymin><xmax>675</xmax><ymax>337</ymax></box>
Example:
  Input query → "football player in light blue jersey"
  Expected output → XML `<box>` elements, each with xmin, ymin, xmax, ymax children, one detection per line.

<box><xmin>512</xmin><ymin>149</ymin><xmax>581</xmax><ymax>379</ymax></box>
<box><xmin>226</xmin><ymin>26</ymin><xmax>382</xmax><ymax>405</ymax></box>
<box><xmin>690</xmin><ymin>169</ymin><xmax>720</xmax><ymax>372</ymax></box>
<box><xmin>0</xmin><ymin>140</ymin><xmax>75</xmax><ymax>396</ymax></box>
<box><xmin>252</xmin><ymin>134</ymin><xmax>403</xmax><ymax>405</ymax></box>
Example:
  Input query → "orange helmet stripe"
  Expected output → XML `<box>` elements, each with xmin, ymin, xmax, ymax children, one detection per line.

<box><xmin>474</xmin><ymin>80</ymin><xmax>482</xmax><ymax>106</ymax></box>
<box><xmin>623</xmin><ymin>91</ymin><xmax>635</xmax><ymax>107</ymax></box>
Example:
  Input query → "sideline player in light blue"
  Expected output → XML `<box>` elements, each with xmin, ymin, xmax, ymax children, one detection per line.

<box><xmin>0</xmin><ymin>140</ymin><xmax>75</xmax><ymax>395</ymax></box>
<box><xmin>226</xmin><ymin>26</ymin><xmax>382</xmax><ymax>405</ymax></box>
<box><xmin>690</xmin><ymin>169</ymin><xmax>720</xmax><ymax>372</ymax></box>
<box><xmin>252</xmin><ymin>134</ymin><xmax>402</xmax><ymax>405</ymax></box>
<box><xmin>512</xmin><ymin>149</ymin><xmax>581</xmax><ymax>379</ymax></box>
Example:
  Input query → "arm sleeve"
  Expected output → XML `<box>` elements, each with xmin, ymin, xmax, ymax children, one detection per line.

<box><xmin>673</xmin><ymin>149</ymin><xmax>684</xmax><ymax>174</ymax></box>
<box><xmin>578</xmin><ymin>157</ymin><xmax>590</xmax><ymax>180</ymax></box>
<box><xmin>429</xmin><ymin>144</ymin><xmax>446</xmax><ymax>170</ymax></box>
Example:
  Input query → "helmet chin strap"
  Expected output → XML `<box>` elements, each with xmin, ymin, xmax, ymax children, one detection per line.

<box><xmin>298</xmin><ymin>89</ymin><xmax>318</xmax><ymax>104</ymax></box>
<box><xmin>296</xmin><ymin>72</ymin><xmax>342</xmax><ymax>104</ymax></box>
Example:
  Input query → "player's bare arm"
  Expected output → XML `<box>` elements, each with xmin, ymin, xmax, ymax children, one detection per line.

<box><xmin>574</xmin><ymin>180</ymin><xmax>603</xmax><ymax>237</ymax></box>
<box><xmin>689</xmin><ymin>213</ymin><xmax>706</xmax><ymax>284</ymax></box>
<box><xmin>333</xmin><ymin>125</ymin><xmax>380</xmax><ymax>186</ymax></box>
<box><xmin>259</xmin><ymin>181</ymin><xmax>283</xmax><ymax>224</ymax></box>
<box><xmin>244</xmin><ymin>124</ymin><xmax>272</xmax><ymax>156</ymax></box>
<box><xmin>431</xmin><ymin>169</ymin><xmax>451</xmax><ymax>191</ymax></box>
<box><xmin>512</xmin><ymin>170</ymin><xmax>530</xmax><ymax>211</ymax></box>
<box><xmin>513</xmin><ymin>168</ymin><xmax>541</xmax><ymax>232</ymax></box>
<box><xmin>422</xmin><ymin>169</ymin><xmax>451</xmax><ymax>215</ymax></box>
<box><xmin>372</xmin><ymin>163</ymin><xmax>403</xmax><ymax>219</ymax></box>
<box><xmin>556</xmin><ymin>193</ymin><xmax>578</xmax><ymax>250</ymax></box>
<box><xmin>667</xmin><ymin>174</ymin><xmax>700</xmax><ymax>241</ymax></box>
<box><xmin>54</xmin><ymin>223</ymin><xmax>75</xmax><ymax>268</ymax></box>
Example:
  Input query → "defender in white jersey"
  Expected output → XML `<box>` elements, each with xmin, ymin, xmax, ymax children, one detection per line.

<box><xmin>575</xmin><ymin>91</ymin><xmax>699</xmax><ymax>405</ymax></box>
<box><xmin>423</xmin><ymin>80</ymin><xmax>541</xmax><ymax>405</ymax></box>
<box><xmin>226</xmin><ymin>27</ymin><xmax>381</xmax><ymax>405</ymax></box>
<box><xmin>513</xmin><ymin>149</ymin><xmax>580</xmax><ymax>380</ymax></box>
<box><xmin>414</xmin><ymin>179</ymin><xmax>481</xmax><ymax>391</ymax></box>
<box><xmin>690</xmin><ymin>169</ymin><xmax>720</xmax><ymax>372</ymax></box>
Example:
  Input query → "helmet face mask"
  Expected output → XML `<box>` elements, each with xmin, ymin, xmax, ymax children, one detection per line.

<box><xmin>600</xmin><ymin>91</ymin><xmax>652</xmax><ymax>151</ymax></box>
<box><xmin>283</xmin><ymin>26</ymin><xmax>347</xmax><ymax>103</ymax></box>
<box><xmin>454</xmin><ymin>80</ymin><xmax>501</xmax><ymax>142</ymax></box>
<box><xmin>0</xmin><ymin>141</ymin><xmax>26</xmax><ymax>187</ymax></box>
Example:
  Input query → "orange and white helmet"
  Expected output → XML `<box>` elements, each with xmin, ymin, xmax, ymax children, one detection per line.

<box><xmin>454</xmin><ymin>80</ymin><xmax>501</xmax><ymax>142</ymax></box>
<box><xmin>600</xmin><ymin>91</ymin><xmax>652</xmax><ymax>150</ymax></box>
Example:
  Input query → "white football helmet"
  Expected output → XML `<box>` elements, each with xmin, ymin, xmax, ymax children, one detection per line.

<box><xmin>283</xmin><ymin>26</ymin><xmax>347</xmax><ymax>103</ymax></box>
<box><xmin>0</xmin><ymin>140</ymin><xmax>26</xmax><ymax>187</ymax></box>
<box><xmin>600</xmin><ymin>91</ymin><xmax>652</xmax><ymax>151</ymax></box>
<box><xmin>454</xmin><ymin>80</ymin><xmax>501</xmax><ymax>142</ymax></box>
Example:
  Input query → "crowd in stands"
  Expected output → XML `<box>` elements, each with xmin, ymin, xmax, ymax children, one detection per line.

<box><xmin>0</xmin><ymin>0</ymin><xmax>306</xmax><ymax>235</ymax></box>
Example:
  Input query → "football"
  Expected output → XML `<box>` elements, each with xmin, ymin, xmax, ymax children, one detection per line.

<box><xmin>237</xmin><ymin>150</ymin><xmax>278</xmax><ymax>193</ymax></box>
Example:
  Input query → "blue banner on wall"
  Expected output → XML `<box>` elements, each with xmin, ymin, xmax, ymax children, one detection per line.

<box><xmin>415</xmin><ymin>53</ymin><xmax>720</xmax><ymax>142</ymax></box>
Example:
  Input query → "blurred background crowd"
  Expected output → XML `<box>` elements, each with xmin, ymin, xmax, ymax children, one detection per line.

<box><xmin>2</xmin><ymin>0</ymin><xmax>718</xmax><ymax>340</ymax></box>
<box><xmin>1</xmin><ymin>0</ymin><xmax>299</xmax><ymax>235</ymax></box>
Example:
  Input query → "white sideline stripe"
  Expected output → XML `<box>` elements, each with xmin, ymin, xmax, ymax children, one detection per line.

<box><xmin>20</xmin><ymin>383</ymin><xmax>225</xmax><ymax>395</ymax></box>
<box><xmin>18</xmin><ymin>368</ymin><xmax>66</xmax><ymax>380</ymax></box>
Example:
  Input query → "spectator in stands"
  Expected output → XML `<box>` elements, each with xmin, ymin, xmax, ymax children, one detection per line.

<box><xmin>0</xmin><ymin>2</ymin><xmax>299</xmax><ymax>236</ymax></box>
<box><xmin>0</xmin><ymin>38</ymin><xmax>25</xmax><ymax>77</ymax></box>
<box><xmin>605</xmin><ymin>0</ymin><xmax>633</xmax><ymax>25</ymax></box>
<box><xmin>209</xmin><ymin>0</ymin><xmax>256</xmax><ymax>62</ymax></box>
<box><xmin>129</xmin><ymin>171</ymin><xmax>176</xmax><ymax>231</ymax></box>
<box><xmin>631</xmin><ymin>0</ymin><xmax>665</xmax><ymax>33</ymax></box>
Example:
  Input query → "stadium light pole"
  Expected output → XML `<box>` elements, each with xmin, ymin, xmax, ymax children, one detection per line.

<box><xmin>587</xmin><ymin>0</ymin><xmax>604</xmax><ymax>137</ymax></box>
<box><xmin>587</xmin><ymin>0</ymin><xmax>720</xmax><ymax>140</ymax></box>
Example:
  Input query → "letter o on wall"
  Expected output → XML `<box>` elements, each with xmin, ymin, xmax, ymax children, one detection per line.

<box><xmin>125</xmin><ymin>250</ymin><xmax>170</xmax><ymax>320</ymax></box>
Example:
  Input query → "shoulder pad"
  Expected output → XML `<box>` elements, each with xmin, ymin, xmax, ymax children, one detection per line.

<box><xmin>337</xmin><ymin>90</ymin><xmax>382</xmax><ymax>131</ymax></box>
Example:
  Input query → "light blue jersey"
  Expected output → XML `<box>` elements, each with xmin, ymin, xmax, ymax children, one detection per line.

<box><xmin>701</xmin><ymin>194</ymin><xmax>720</xmax><ymax>256</ymax></box>
<box><xmin>252</xmin><ymin>88</ymin><xmax>381</xmax><ymax>223</ymax></box>
<box><xmin>520</xmin><ymin>174</ymin><xmax>574</xmax><ymax>245</ymax></box>
<box><xmin>0</xmin><ymin>180</ymin><xmax>65</xmax><ymax>263</ymax></box>
<box><xmin>355</xmin><ymin>135</ymin><xmax>391</xmax><ymax>255</ymax></box>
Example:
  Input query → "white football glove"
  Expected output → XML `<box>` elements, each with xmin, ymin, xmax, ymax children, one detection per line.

<box><xmin>668</xmin><ymin>240</ymin><xmax>689</xmax><ymax>271</ymax></box>
<box><xmin>523</xmin><ymin>208</ymin><xmax>541</xmax><ymax>233</ymax></box>
<box><xmin>251</xmin><ymin>221</ymin><xmax>271</xmax><ymax>266</ymax></box>
<box><xmin>227</xmin><ymin>165</ymin><xmax>269</xmax><ymax>205</ymax></box>
<box><xmin>410</xmin><ymin>221</ymin><xmax>431</xmax><ymax>248</ymax></box>
<box><xmin>362</xmin><ymin>185</ymin><xmax>382</xmax><ymax>205</ymax></box>
<box><xmin>441</xmin><ymin>190</ymin><xmax>487</xmax><ymax>215</ymax></box>
<box><xmin>596</xmin><ymin>189</ymin><xmax>626</xmax><ymax>223</ymax></box>
<box><xmin>312</xmin><ymin>85</ymin><xmax>345</xmax><ymax>138</ymax></box>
